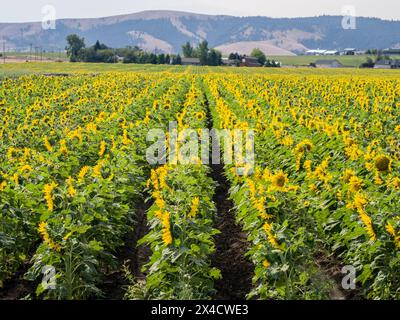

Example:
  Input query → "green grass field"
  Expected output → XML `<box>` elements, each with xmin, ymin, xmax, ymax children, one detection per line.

<box><xmin>3</xmin><ymin>51</ymin><xmax>67</xmax><ymax>59</ymax></box>
<box><xmin>1</xmin><ymin>61</ymin><xmax>400</xmax><ymax>78</ymax></box>
<box><xmin>270</xmin><ymin>55</ymin><xmax>400</xmax><ymax>67</ymax></box>
<box><xmin>2</xmin><ymin>53</ymin><xmax>399</xmax><ymax>68</ymax></box>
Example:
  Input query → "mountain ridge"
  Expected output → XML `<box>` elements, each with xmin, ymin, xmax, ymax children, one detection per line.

<box><xmin>1</xmin><ymin>10</ymin><xmax>399</xmax><ymax>55</ymax></box>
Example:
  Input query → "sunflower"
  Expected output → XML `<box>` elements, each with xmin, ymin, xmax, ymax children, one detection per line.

<box><xmin>295</xmin><ymin>139</ymin><xmax>314</xmax><ymax>153</ymax></box>
<box><xmin>390</xmin><ymin>177</ymin><xmax>400</xmax><ymax>190</ymax></box>
<box><xmin>43</xmin><ymin>116</ymin><xmax>52</xmax><ymax>124</ymax></box>
<box><xmin>19</xmin><ymin>164</ymin><xmax>33</xmax><ymax>178</ymax></box>
<box><xmin>375</xmin><ymin>155</ymin><xmax>391</xmax><ymax>172</ymax></box>
<box><xmin>271</xmin><ymin>171</ymin><xmax>288</xmax><ymax>189</ymax></box>
<box><xmin>38</xmin><ymin>221</ymin><xmax>61</xmax><ymax>252</ymax></box>
<box><xmin>99</xmin><ymin>140</ymin><xmax>106</xmax><ymax>157</ymax></box>
<box><xmin>348</xmin><ymin>176</ymin><xmax>363</xmax><ymax>193</ymax></box>
<box><xmin>342</xmin><ymin>169</ymin><xmax>355</xmax><ymax>183</ymax></box>
<box><xmin>43</xmin><ymin>182</ymin><xmax>58</xmax><ymax>212</ymax></box>
<box><xmin>195</xmin><ymin>112</ymin><xmax>206</xmax><ymax>121</ymax></box>
<box><xmin>188</xmin><ymin>197</ymin><xmax>200</xmax><ymax>219</ymax></box>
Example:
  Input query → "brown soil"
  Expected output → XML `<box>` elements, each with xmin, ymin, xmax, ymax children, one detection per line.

<box><xmin>314</xmin><ymin>251</ymin><xmax>361</xmax><ymax>300</ymax></box>
<box><xmin>100</xmin><ymin>203</ymin><xmax>151</xmax><ymax>300</ymax></box>
<box><xmin>203</xmin><ymin>88</ymin><xmax>254</xmax><ymax>300</ymax></box>
<box><xmin>0</xmin><ymin>260</ymin><xmax>37</xmax><ymax>300</ymax></box>
<box><xmin>210</xmin><ymin>164</ymin><xmax>253</xmax><ymax>300</ymax></box>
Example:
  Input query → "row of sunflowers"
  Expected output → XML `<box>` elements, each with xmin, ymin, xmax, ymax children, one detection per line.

<box><xmin>0</xmin><ymin>73</ymin><xmax>201</xmax><ymax>298</ymax></box>
<box><xmin>133</xmin><ymin>77</ymin><xmax>221</xmax><ymax>299</ymax></box>
<box><xmin>205</xmin><ymin>74</ymin><xmax>400</xmax><ymax>299</ymax></box>
<box><xmin>1</xmin><ymin>71</ymin><xmax>399</xmax><ymax>300</ymax></box>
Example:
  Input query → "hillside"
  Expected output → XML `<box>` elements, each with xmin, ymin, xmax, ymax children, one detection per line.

<box><xmin>1</xmin><ymin>10</ymin><xmax>399</xmax><ymax>54</ymax></box>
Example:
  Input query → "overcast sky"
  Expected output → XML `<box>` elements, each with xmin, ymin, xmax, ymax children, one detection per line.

<box><xmin>1</xmin><ymin>0</ymin><xmax>399</xmax><ymax>22</ymax></box>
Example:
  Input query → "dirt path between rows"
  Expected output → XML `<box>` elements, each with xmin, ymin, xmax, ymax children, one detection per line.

<box><xmin>210</xmin><ymin>164</ymin><xmax>254</xmax><ymax>300</ymax></box>
<box><xmin>202</xmin><ymin>85</ymin><xmax>253</xmax><ymax>300</ymax></box>
<box><xmin>0</xmin><ymin>265</ymin><xmax>37</xmax><ymax>300</ymax></box>
<box><xmin>101</xmin><ymin>203</ymin><xmax>151</xmax><ymax>299</ymax></box>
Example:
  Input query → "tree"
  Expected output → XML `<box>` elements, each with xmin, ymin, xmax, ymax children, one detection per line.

<box><xmin>149</xmin><ymin>53</ymin><xmax>157</xmax><ymax>64</ymax></box>
<box><xmin>360</xmin><ymin>57</ymin><xmax>375</xmax><ymax>68</ymax></box>
<box><xmin>229</xmin><ymin>52</ymin><xmax>241</xmax><ymax>60</ymax></box>
<box><xmin>182</xmin><ymin>42</ymin><xmax>194</xmax><ymax>58</ymax></box>
<box><xmin>94</xmin><ymin>40</ymin><xmax>101</xmax><ymax>51</ymax></box>
<box><xmin>198</xmin><ymin>41</ymin><xmax>209</xmax><ymax>66</ymax></box>
<box><xmin>81</xmin><ymin>47</ymin><xmax>117</xmax><ymax>63</ymax></box>
<box><xmin>171</xmin><ymin>54</ymin><xmax>182</xmax><ymax>65</ymax></box>
<box><xmin>208</xmin><ymin>49</ymin><xmax>222</xmax><ymax>66</ymax></box>
<box><xmin>65</xmin><ymin>34</ymin><xmax>85</xmax><ymax>62</ymax></box>
<box><xmin>251</xmin><ymin>48</ymin><xmax>267</xmax><ymax>65</ymax></box>
<box><xmin>123</xmin><ymin>51</ymin><xmax>137</xmax><ymax>64</ymax></box>
<box><xmin>93</xmin><ymin>40</ymin><xmax>108</xmax><ymax>51</ymax></box>
<box><xmin>157</xmin><ymin>53</ymin><xmax>166</xmax><ymax>64</ymax></box>
<box><xmin>265</xmin><ymin>59</ymin><xmax>281</xmax><ymax>68</ymax></box>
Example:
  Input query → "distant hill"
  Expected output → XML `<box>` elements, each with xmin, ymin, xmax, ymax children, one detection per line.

<box><xmin>1</xmin><ymin>10</ymin><xmax>400</xmax><ymax>55</ymax></box>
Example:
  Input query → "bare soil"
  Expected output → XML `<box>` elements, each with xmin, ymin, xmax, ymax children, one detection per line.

<box><xmin>314</xmin><ymin>250</ymin><xmax>361</xmax><ymax>300</ymax></box>
<box><xmin>210</xmin><ymin>166</ymin><xmax>253</xmax><ymax>300</ymax></box>
<box><xmin>100</xmin><ymin>203</ymin><xmax>151</xmax><ymax>300</ymax></box>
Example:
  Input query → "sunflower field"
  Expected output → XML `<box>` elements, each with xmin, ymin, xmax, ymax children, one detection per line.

<box><xmin>0</xmin><ymin>67</ymin><xmax>399</xmax><ymax>300</ymax></box>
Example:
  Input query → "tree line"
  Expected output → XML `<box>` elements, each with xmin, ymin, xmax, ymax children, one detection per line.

<box><xmin>181</xmin><ymin>41</ymin><xmax>223</xmax><ymax>66</ymax></box>
<box><xmin>360</xmin><ymin>49</ymin><xmax>396</xmax><ymax>68</ymax></box>
<box><xmin>65</xmin><ymin>34</ymin><xmax>280</xmax><ymax>67</ymax></box>
<box><xmin>228</xmin><ymin>49</ymin><xmax>280</xmax><ymax>67</ymax></box>
<box><xmin>65</xmin><ymin>34</ymin><xmax>182</xmax><ymax>64</ymax></box>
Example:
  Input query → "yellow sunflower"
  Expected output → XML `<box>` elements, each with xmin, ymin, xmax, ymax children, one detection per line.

<box><xmin>271</xmin><ymin>171</ymin><xmax>288</xmax><ymax>189</ymax></box>
<box><xmin>375</xmin><ymin>155</ymin><xmax>391</xmax><ymax>172</ymax></box>
<box><xmin>195</xmin><ymin>112</ymin><xmax>206</xmax><ymax>121</ymax></box>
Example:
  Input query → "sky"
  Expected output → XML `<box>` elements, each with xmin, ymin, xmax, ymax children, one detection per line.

<box><xmin>1</xmin><ymin>0</ymin><xmax>399</xmax><ymax>22</ymax></box>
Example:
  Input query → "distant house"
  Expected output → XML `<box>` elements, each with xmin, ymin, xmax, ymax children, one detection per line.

<box><xmin>240</xmin><ymin>56</ymin><xmax>261</xmax><ymax>67</ymax></box>
<box><xmin>382</xmin><ymin>48</ymin><xmax>400</xmax><ymax>56</ymax></box>
<box><xmin>342</xmin><ymin>48</ymin><xmax>356</xmax><ymax>55</ymax></box>
<box><xmin>314</xmin><ymin>59</ymin><xmax>344</xmax><ymax>68</ymax></box>
<box><xmin>181</xmin><ymin>57</ymin><xmax>201</xmax><ymax>66</ymax></box>
<box><xmin>323</xmin><ymin>50</ymin><xmax>340</xmax><ymax>56</ymax></box>
<box><xmin>222</xmin><ymin>58</ymin><xmax>237</xmax><ymax>66</ymax></box>
<box><xmin>391</xmin><ymin>60</ymin><xmax>400</xmax><ymax>68</ymax></box>
<box><xmin>305</xmin><ymin>49</ymin><xmax>340</xmax><ymax>56</ymax></box>
<box><xmin>374</xmin><ymin>59</ymin><xmax>400</xmax><ymax>69</ymax></box>
<box><xmin>305</xmin><ymin>49</ymin><xmax>327</xmax><ymax>56</ymax></box>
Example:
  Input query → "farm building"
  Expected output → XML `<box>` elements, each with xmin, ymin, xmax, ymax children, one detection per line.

<box><xmin>382</xmin><ymin>48</ymin><xmax>400</xmax><ymax>56</ymax></box>
<box><xmin>374</xmin><ymin>59</ymin><xmax>400</xmax><ymax>69</ymax></box>
<box><xmin>314</xmin><ymin>59</ymin><xmax>344</xmax><ymax>68</ymax></box>
<box><xmin>305</xmin><ymin>49</ymin><xmax>327</xmax><ymax>56</ymax></box>
<box><xmin>342</xmin><ymin>48</ymin><xmax>356</xmax><ymax>55</ymax></box>
<box><xmin>181</xmin><ymin>57</ymin><xmax>201</xmax><ymax>66</ymax></box>
<box><xmin>222</xmin><ymin>58</ymin><xmax>237</xmax><ymax>66</ymax></box>
<box><xmin>240</xmin><ymin>56</ymin><xmax>261</xmax><ymax>67</ymax></box>
<box><xmin>323</xmin><ymin>50</ymin><xmax>340</xmax><ymax>56</ymax></box>
<box><xmin>306</xmin><ymin>49</ymin><xmax>339</xmax><ymax>56</ymax></box>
